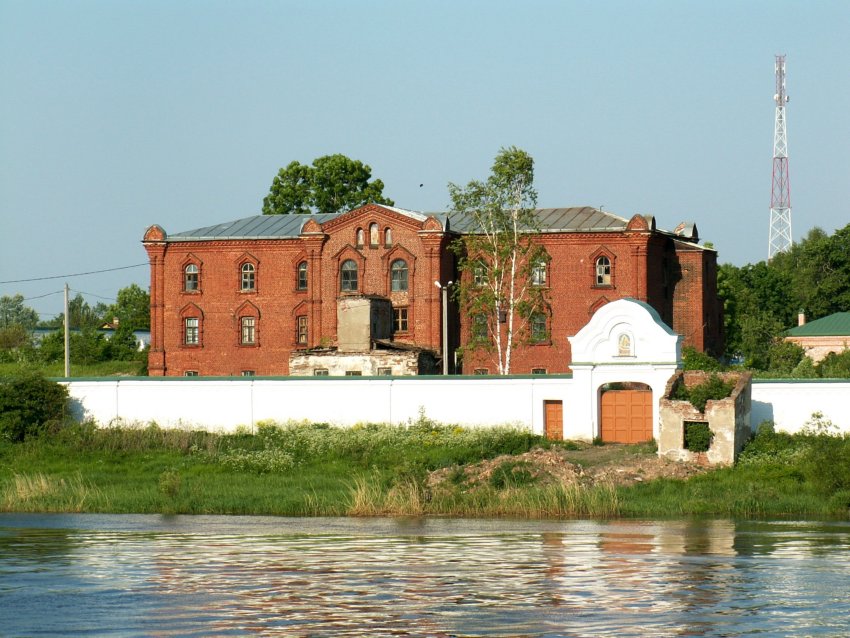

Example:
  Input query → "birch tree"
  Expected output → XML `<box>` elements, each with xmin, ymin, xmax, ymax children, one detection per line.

<box><xmin>449</xmin><ymin>147</ymin><xmax>549</xmax><ymax>374</ymax></box>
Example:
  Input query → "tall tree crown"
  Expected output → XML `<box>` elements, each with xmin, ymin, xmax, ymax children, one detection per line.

<box><xmin>262</xmin><ymin>154</ymin><xmax>393</xmax><ymax>215</ymax></box>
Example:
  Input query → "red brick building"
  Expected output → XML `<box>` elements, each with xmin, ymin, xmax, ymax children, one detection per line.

<box><xmin>143</xmin><ymin>204</ymin><xmax>722</xmax><ymax>376</ymax></box>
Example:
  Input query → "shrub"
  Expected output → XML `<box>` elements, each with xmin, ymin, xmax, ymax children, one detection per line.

<box><xmin>682</xmin><ymin>346</ymin><xmax>723</xmax><ymax>371</ymax></box>
<box><xmin>672</xmin><ymin>374</ymin><xmax>735</xmax><ymax>412</ymax></box>
<box><xmin>0</xmin><ymin>372</ymin><xmax>69</xmax><ymax>442</ymax></box>
<box><xmin>489</xmin><ymin>460</ymin><xmax>537</xmax><ymax>489</ymax></box>
<box><xmin>817</xmin><ymin>350</ymin><xmax>850</xmax><ymax>379</ymax></box>
<box><xmin>801</xmin><ymin>433</ymin><xmax>850</xmax><ymax>494</ymax></box>
<box><xmin>683</xmin><ymin>422</ymin><xmax>713</xmax><ymax>453</ymax></box>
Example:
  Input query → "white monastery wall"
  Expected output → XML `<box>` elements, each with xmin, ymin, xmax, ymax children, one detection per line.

<box><xmin>62</xmin><ymin>301</ymin><xmax>850</xmax><ymax>438</ymax></box>
<box><xmin>750</xmin><ymin>380</ymin><xmax>850</xmax><ymax>433</ymax></box>
<box><xmin>63</xmin><ymin>377</ymin><xmax>850</xmax><ymax>437</ymax></box>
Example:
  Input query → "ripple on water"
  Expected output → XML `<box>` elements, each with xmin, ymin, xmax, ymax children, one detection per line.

<box><xmin>1</xmin><ymin>516</ymin><xmax>850</xmax><ymax>636</ymax></box>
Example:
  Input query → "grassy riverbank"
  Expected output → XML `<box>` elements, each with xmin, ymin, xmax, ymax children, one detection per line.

<box><xmin>1</xmin><ymin>418</ymin><xmax>848</xmax><ymax>519</ymax></box>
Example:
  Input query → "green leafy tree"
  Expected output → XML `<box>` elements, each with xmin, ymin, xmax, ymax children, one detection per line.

<box><xmin>449</xmin><ymin>147</ymin><xmax>549</xmax><ymax>375</ymax></box>
<box><xmin>0</xmin><ymin>294</ymin><xmax>39</xmax><ymax>330</ymax></box>
<box><xmin>107</xmin><ymin>284</ymin><xmax>150</xmax><ymax>330</ymax></box>
<box><xmin>43</xmin><ymin>294</ymin><xmax>104</xmax><ymax>330</ymax></box>
<box><xmin>772</xmin><ymin>225</ymin><xmax>850</xmax><ymax>321</ymax></box>
<box><xmin>262</xmin><ymin>154</ymin><xmax>393</xmax><ymax>215</ymax></box>
<box><xmin>105</xmin><ymin>324</ymin><xmax>141</xmax><ymax>361</ymax></box>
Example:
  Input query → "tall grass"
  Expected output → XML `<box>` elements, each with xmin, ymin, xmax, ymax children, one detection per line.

<box><xmin>2</xmin><ymin>472</ymin><xmax>108</xmax><ymax>512</ymax></box>
<box><xmin>3</xmin><ymin>416</ymin><xmax>850</xmax><ymax>518</ymax></box>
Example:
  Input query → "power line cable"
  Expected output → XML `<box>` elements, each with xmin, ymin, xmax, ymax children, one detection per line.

<box><xmin>70</xmin><ymin>289</ymin><xmax>117</xmax><ymax>302</ymax></box>
<box><xmin>20</xmin><ymin>290</ymin><xmax>65</xmax><ymax>302</ymax></box>
<box><xmin>0</xmin><ymin>262</ymin><xmax>148</xmax><ymax>284</ymax></box>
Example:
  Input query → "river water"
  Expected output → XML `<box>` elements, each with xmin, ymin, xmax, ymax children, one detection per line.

<box><xmin>1</xmin><ymin>515</ymin><xmax>849</xmax><ymax>637</ymax></box>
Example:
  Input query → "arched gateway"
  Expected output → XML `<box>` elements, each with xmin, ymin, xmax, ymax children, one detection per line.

<box><xmin>567</xmin><ymin>299</ymin><xmax>682</xmax><ymax>442</ymax></box>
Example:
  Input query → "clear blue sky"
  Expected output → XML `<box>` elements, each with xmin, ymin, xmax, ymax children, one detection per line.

<box><xmin>2</xmin><ymin>0</ymin><xmax>848</xmax><ymax>320</ymax></box>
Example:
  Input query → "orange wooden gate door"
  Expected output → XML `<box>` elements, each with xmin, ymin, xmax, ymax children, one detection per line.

<box><xmin>600</xmin><ymin>390</ymin><xmax>653</xmax><ymax>443</ymax></box>
<box><xmin>544</xmin><ymin>400</ymin><xmax>563</xmax><ymax>440</ymax></box>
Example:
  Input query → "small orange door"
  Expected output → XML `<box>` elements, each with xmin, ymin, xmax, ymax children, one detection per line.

<box><xmin>600</xmin><ymin>390</ymin><xmax>653</xmax><ymax>443</ymax></box>
<box><xmin>544</xmin><ymin>400</ymin><xmax>563</xmax><ymax>440</ymax></box>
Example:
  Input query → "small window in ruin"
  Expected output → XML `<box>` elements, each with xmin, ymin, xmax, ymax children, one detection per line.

<box><xmin>683</xmin><ymin>421</ymin><xmax>713</xmax><ymax>452</ymax></box>
<box><xmin>377</xmin><ymin>367</ymin><xmax>392</xmax><ymax>376</ymax></box>
<box><xmin>314</xmin><ymin>369</ymin><xmax>329</xmax><ymax>376</ymax></box>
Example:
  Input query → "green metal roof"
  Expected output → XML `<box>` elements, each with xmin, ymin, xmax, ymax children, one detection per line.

<box><xmin>787</xmin><ymin>312</ymin><xmax>850</xmax><ymax>337</ymax></box>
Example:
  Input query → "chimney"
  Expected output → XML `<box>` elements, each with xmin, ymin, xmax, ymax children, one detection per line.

<box><xmin>798</xmin><ymin>311</ymin><xmax>805</xmax><ymax>327</ymax></box>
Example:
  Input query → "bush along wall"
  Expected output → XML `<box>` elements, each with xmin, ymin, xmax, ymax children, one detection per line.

<box><xmin>0</xmin><ymin>371</ymin><xmax>69</xmax><ymax>442</ymax></box>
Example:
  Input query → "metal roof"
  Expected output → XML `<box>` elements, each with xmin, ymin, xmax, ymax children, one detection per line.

<box><xmin>165</xmin><ymin>206</ymin><xmax>631</xmax><ymax>241</ymax></box>
<box><xmin>786</xmin><ymin>312</ymin><xmax>850</xmax><ymax>337</ymax></box>
<box><xmin>444</xmin><ymin>206</ymin><xmax>629</xmax><ymax>234</ymax></box>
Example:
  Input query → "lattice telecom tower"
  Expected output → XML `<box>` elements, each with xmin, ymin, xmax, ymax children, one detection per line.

<box><xmin>768</xmin><ymin>54</ymin><xmax>792</xmax><ymax>260</ymax></box>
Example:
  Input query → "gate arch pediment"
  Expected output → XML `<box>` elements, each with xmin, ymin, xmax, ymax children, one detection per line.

<box><xmin>569</xmin><ymin>298</ymin><xmax>680</xmax><ymax>366</ymax></box>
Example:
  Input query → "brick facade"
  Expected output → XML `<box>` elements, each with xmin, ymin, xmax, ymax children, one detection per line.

<box><xmin>144</xmin><ymin>204</ymin><xmax>722</xmax><ymax>376</ymax></box>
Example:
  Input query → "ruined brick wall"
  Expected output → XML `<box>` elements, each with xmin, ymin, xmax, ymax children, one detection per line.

<box><xmin>658</xmin><ymin>371</ymin><xmax>751</xmax><ymax>465</ymax></box>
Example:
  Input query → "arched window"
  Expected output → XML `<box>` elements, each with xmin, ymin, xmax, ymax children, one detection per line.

<box><xmin>384</xmin><ymin>228</ymin><xmax>393</xmax><ymax>247</ymax></box>
<box><xmin>391</xmin><ymin>259</ymin><xmax>408</xmax><ymax>292</ymax></box>
<box><xmin>241</xmin><ymin>263</ymin><xmax>256</xmax><ymax>291</ymax></box>
<box><xmin>340</xmin><ymin>259</ymin><xmax>358</xmax><ymax>292</ymax></box>
<box><xmin>296</xmin><ymin>261</ymin><xmax>308</xmax><ymax>290</ymax></box>
<box><xmin>369</xmin><ymin>223</ymin><xmax>379</xmax><ymax>247</ymax></box>
<box><xmin>184</xmin><ymin>264</ymin><xmax>199</xmax><ymax>291</ymax></box>
<box><xmin>595</xmin><ymin>256</ymin><xmax>611</xmax><ymax>286</ymax></box>
<box><xmin>356</xmin><ymin>228</ymin><xmax>364</xmax><ymax>247</ymax></box>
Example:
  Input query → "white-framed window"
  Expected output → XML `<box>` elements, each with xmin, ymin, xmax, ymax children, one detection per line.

<box><xmin>531</xmin><ymin>367</ymin><xmax>547</xmax><ymax>375</ymax></box>
<box><xmin>184</xmin><ymin>317</ymin><xmax>199</xmax><ymax>345</ymax></box>
<box><xmin>473</xmin><ymin>263</ymin><xmax>487</xmax><ymax>287</ymax></box>
<box><xmin>241</xmin><ymin>263</ymin><xmax>256</xmax><ymax>291</ymax></box>
<box><xmin>184</xmin><ymin>370</ymin><xmax>199</xmax><ymax>377</ymax></box>
<box><xmin>296</xmin><ymin>315</ymin><xmax>308</xmax><ymax>345</ymax></box>
<box><xmin>241</xmin><ymin>370</ymin><xmax>255</xmax><ymax>377</ymax></box>
<box><xmin>345</xmin><ymin>370</ymin><xmax>362</xmax><ymax>376</ymax></box>
<box><xmin>391</xmin><ymin>259</ymin><xmax>408</xmax><ymax>292</ymax></box>
<box><xmin>377</xmin><ymin>367</ymin><xmax>392</xmax><ymax>376</ymax></box>
<box><xmin>314</xmin><ymin>368</ymin><xmax>329</xmax><ymax>376</ymax></box>
<box><xmin>531</xmin><ymin>260</ymin><xmax>547</xmax><ymax>286</ymax></box>
<box><xmin>595</xmin><ymin>256</ymin><xmax>611</xmax><ymax>286</ymax></box>
<box><xmin>393</xmin><ymin>307</ymin><xmax>408</xmax><ymax>332</ymax></box>
<box><xmin>184</xmin><ymin>264</ymin><xmax>199</xmax><ymax>291</ymax></box>
<box><xmin>340</xmin><ymin>260</ymin><xmax>358</xmax><ymax>292</ymax></box>
<box><xmin>296</xmin><ymin>261</ymin><xmax>308</xmax><ymax>290</ymax></box>
<box><xmin>241</xmin><ymin>316</ymin><xmax>256</xmax><ymax>345</ymax></box>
